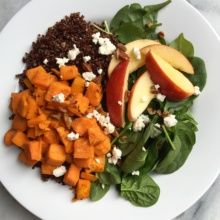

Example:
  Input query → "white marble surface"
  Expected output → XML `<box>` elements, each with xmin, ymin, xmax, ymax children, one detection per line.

<box><xmin>0</xmin><ymin>0</ymin><xmax>220</xmax><ymax>219</ymax></box>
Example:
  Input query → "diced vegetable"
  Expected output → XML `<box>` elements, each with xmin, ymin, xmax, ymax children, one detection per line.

<box><xmin>41</xmin><ymin>163</ymin><xmax>56</xmax><ymax>175</ymax></box>
<box><xmin>11</xmin><ymin>131</ymin><xmax>28</xmax><ymax>149</ymax></box>
<box><xmin>26</xmin><ymin>141</ymin><xmax>42</xmax><ymax>161</ymax></box>
<box><xmin>64</xmin><ymin>164</ymin><xmax>80</xmax><ymax>186</ymax></box>
<box><xmin>12</xmin><ymin>114</ymin><xmax>27</xmax><ymax>132</ymax></box>
<box><xmin>76</xmin><ymin>179</ymin><xmax>91</xmax><ymax>200</ymax></box>
<box><xmin>85</xmin><ymin>82</ymin><xmax>102</xmax><ymax>107</ymax></box>
<box><xmin>46</xmin><ymin>144</ymin><xmax>66</xmax><ymax>166</ymax></box>
<box><xmin>88</xmin><ymin>126</ymin><xmax>106</xmax><ymax>145</ymax></box>
<box><xmin>73</xmin><ymin>138</ymin><xmax>94</xmax><ymax>159</ymax></box>
<box><xmin>60</xmin><ymin>65</ymin><xmax>79</xmax><ymax>80</ymax></box>
<box><xmin>4</xmin><ymin>129</ymin><xmax>16</xmax><ymax>146</ymax></box>
<box><xmin>18</xmin><ymin>151</ymin><xmax>37</xmax><ymax>166</ymax></box>
<box><xmin>80</xmin><ymin>172</ymin><xmax>97</xmax><ymax>182</ymax></box>
<box><xmin>94</xmin><ymin>137</ymin><xmax>111</xmax><ymax>156</ymax></box>
<box><xmin>71</xmin><ymin>76</ymin><xmax>85</xmax><ymax>95</ymax></box>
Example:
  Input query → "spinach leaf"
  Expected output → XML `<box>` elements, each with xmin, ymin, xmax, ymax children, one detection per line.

<box><xmin>110</xmin><ymin>1</ymin><xmax>171</xmax><ymax>43</ymax></box>
<box><xmin>170</xmin><ymin>33</ymin><xmax>194</xmax><ymax>57</ymax></box>
<box><xmin>98</xmin><ymin>162</ymin><xmax>121</xmax><ymax>185</ymax></box>
<box><xmin>186</xmin><ymin>57</ymin><xmax>207</xmax><ymax>91</ymax></box>
<box><xmin>90</xmin><ymin>181</ymin><xmax>110</xmax><ymax>201</ymax></box>
<box><xmin>120</xmin><ymin>174</ymin><xmax>160</xmax><ymax>207</ymax></box>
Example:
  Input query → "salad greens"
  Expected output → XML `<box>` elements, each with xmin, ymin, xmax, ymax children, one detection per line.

<box><xmin>90</xmin><ymin>0</ymin><xmax>207</xmax><ymax>207</ymax></box>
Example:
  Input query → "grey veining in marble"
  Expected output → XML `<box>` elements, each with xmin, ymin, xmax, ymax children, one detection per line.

<box><xmin>0</xmin><ymin>0</ymin><xmax>220</xmax><ymax>220</ymax></box>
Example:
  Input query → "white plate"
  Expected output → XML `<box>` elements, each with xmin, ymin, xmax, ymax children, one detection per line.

<box><xmin>0</xmin><ymin>0</ymin><xmax>220</xmax><ymax>219</ymax></box>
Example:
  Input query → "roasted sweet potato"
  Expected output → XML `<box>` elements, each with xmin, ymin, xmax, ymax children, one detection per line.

<box><xmin>12</xmin><ymin>114</ymin><xmax>27</xmax><ymax>132</ymax></box>
<box><xmin>73</xmin><ymin>138</ymin><xmax>94</xmax><ymax>159</ymax></box>
<box><xmin>80</xmin><ymin>172</ymin><xmax>97</xmax><ymax>182</ymax></box>
<box><xmin>27</xmin><ymin>128</ymin><xmax>36</xmax><ymax>139</ymax></box>
<box><xmin>4</xmin><ymin>129</ymin><xmax>16</xmax><ymax>146</ymax></box>
<box><xmin>26</xmin><ymin>96</ymin><xmax>38</xmax><ymax>119</ymax></box>
<box><xmin>60</xmin><ymin>65</ymin><xmax>79</xmax><ymax>80</ymax></box>
<box><xmin>45</xmin><ymin>82</ymin><xmax>71</xmax><ymax>102</ymax></box>
<box><xmin>74</xmin><ymin>158</ymin><xmax>92</xmax><ymax>168</ymax></box>
<box><xmin>71</xmin><ymin>77</ymin><xmax>85</xmax><ymax>95</ymax></box>
<box><xmin>33</xmin><ymin>88</ymin><xmax>46</xmax><ymax>106</ymax></box>
<box><xmin>26</xmin><ymin>141</ymin><xmax>42</xmax><ymax>161</ymax></box>
<box><xmin>64</xmin><ymin>164</ymin><xmax>80</xmax><ymax>186</ymax></box>
<box><xmin>71</xmin><ymin>93</ymin><xmax>89</xmax><ymax>114</ymax></box>
<box><xmin>27</xmin><ymin>114</ymin><xmax>47</xmax><ymax>128</ymax></box>
<box><xmin>87</xmin><ymin>155</ymin><xmax>105</xmax><ymax>173</ymax></box>
<box><xmin>43</xmin><ymin>129</ymin><xmax>59</xmax><ymax>144</ymax></box>
<box><xmin>41</xmin><ymin>163</ymin><xmax>56</xmax><ymax>175</ymax></box>
<box><xmin>88</xmin><ymin>126</ymin><xmax>106</xmax><ymax>145</ymax></box>
<box><xmin>46</xmin><ymin>144</ymin><xmax>66</xmax><ymax>166</ymax></box>
<box><xmin>76</xmin><ymin>179</ymin><xmax>91</xmax><ymax>200</ymax></box>
<box><xmin>16</xmin><ymin>92</ymin><xmax>29</xmax><ymax>118</ymax></box>
<box><xmin>18</xmin><ymin>151</ymin><xmax>37</xmax><ymax>166</ymax></box>
<box><xmin>11</xmin><ymin>131</ymin><xmax>29</xmax><ymax>149</ymax></box>
<box><xmin>71</xmin><ymin>117</ymin><xmax>97</xmax><ymax>136</ymax></box>
<box><xmin>94</xmin><ymin>137</ymin><xmax>111</xmax><ymax>156</ymax></box>
<box><xmin>26</xmin><ymin>66</ymin><xmax>55</xmax><ymax>89</ymax></box>
<box><xmin>85</xmin><ymin>82</ymin><xmax>102</xmax><ymax>107</ymax></box>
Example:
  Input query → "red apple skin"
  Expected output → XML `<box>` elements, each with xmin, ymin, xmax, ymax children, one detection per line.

<box><xmin>146</xmin><ymin>52</ymin><xmax>193</xmax><ymax>101</ymax></box>
<box><xmin>106</xmin><ymin>60</ymin><xmax>129</xmax><ymax>127</ymax></box>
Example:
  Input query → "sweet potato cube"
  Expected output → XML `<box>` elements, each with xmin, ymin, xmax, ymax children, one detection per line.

<box><xmin>26</xmin><ymin>66</ymin><xmax>54</xmax><ymax>89</ymax></box>
<box><xmin>76</xmin><ymin>179</ymin><xmax>91</xmax><ymax>200</ymax></box>
<box><xmin>33</xmin><ymin>88</ymin><xmax>46</xmax><ymax>106</ymax></box>
<box><xmin>43</xmin><ymin>130</ymin><xmax>59</xmax><ymax>144</ymax></box>
<box><xmin>39</xmin><ymin>138</ymin><xmax>49</xmax><ymax>155</ymax></box>
<box><xmin>88</xmin><ymin>126</ymin><xmax>106</xmax><ymax>145</ymax></box>
<box><xmin>64</xmin><ymin>164</ymin><xmax>80</xmax><ymax>186</ymax></box>
<box><xmin>85</xmin><ymin>82</ymin><xmax>102</xmax><ymax>107</ymax></box>
<box><xmin>27</xmin><ymin>128</ymin><xmax>36</xmax><ymax>139</ymax></box>
<box><xmin>94</xmin><ymin>137</ymin><xmax>111</xmax><ymax>156</ymax></box>
<box><xmin>74</xmin><ymin>158</ymin><xmax>92</xmax><ymax>168</ymax></box>
<box><xmin>73</xmin><ymin>138</ymin><xmax>94</xmax><ymax>159</ymax></box>
<box><xmin>71</xmin><ymin>93</ymin><xmax>89</xmax><ymax>114</ymax></box>
<box><xmin>11</xmin><ymin>131</ymin><xmax>29</xmax><ymax>149</ymax></box>
<box><xmin>16</xmin><ymin>93</ymin><xmax>29</xmax><ymax>118</ymax></box>
<box><xmin>26</xmin><ymin>141</ymin><xmax>42</xmax><ymax>161</ymax></box>
<box><xmin>27</xmin><ymin>114</ymin><xmax>47</xmax><ymax>128</ymax></box>
<box><xmin>88</xmin><ymin>155</ymin><xmax>105</xmax><ymax>173</ymax></box>
<box><xmin>41</xmin><ymin>163</ymin><xmax>56</xmax><ymax>175</ymax></box>
<box><xmin>18</xmin><ymin>151</ymin><xmax>37</xmax><ymax>166</ymax></box>
<box><xmin>26</xmin><ymin>96</ymin><xmax>38</xmax><ymax>119</ymax></box>
<box><xmin>46</xmin><ymin>144</ymin><xmax>66</xmax><ymax>166</ymax></box>
<box><xmin>71</xmin><ymin>77</ymin><xmax>85</xmax><ymax>95</ymax></box>
<box><xmin>71</xmin><ymin>117</ymin><xmax>97</xmax><ymax>136</ymax></box>
<box><xmin>45</xmin><ymin>82</ymin><xmax>71</xmax><ymax>102</ymax></box>
<box><xmin>60</xmin><ymin>65</ymin><xmax>79</xmax><ymax>80</ymax></box>
<box><xmin>12</xmin><ymin>114</ymin><xmax>27</xmax><ymax>132</ymax></box>
<box><xmin>4</xmin><ymin>129</ymin><xmax>16</xmax><ymax>146</ymax></box>
<box><xmin>80</xmin><ymin>172</ymin><xmax>97</xmax><ymax>182</ymax></box>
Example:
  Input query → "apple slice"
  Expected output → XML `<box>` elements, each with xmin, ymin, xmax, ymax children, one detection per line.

<box><xmin>106</xmin><ymin>60</ymin><xmax>129</xmax><ymax>127</ymax></box>
<box><xmin>146</xmin><ymin>51</ymin><xmax>194</xmax><ymax>101</ymax></box>
<box><xmin>141</xmin><ymin>44</ymin><xmax>194</xmax><ymax>74</ymax></box>
<box><xmin>108</xmin><ymin>39</ymin><xmax>159</xmax><ymax>76</ymax></box>
<box><xmin>128</xmin><ymin>71</ymin><xmax>155</xmax><ymax>121</ymax></box>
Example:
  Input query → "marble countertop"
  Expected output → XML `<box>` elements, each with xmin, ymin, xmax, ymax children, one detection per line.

<box><xmin>0</xmin><ymin>0</ymin><xmax>220</xmax><ymax>219</ymax></box>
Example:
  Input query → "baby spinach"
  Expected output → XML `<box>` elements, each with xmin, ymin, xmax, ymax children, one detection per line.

<box><xmin>110</xmin><ymin>0</ymin><xmax>171</xmax><ymax>43</ymax></box>
<box><xmin>120</xmin><ymin>174</ymin><xmax>160</xmax><ymax>207</ymax></box>
<box><xmin>170</xmin><ymin>33</ymin><xmax>194</xmax><ymax>57</ymax></box>
<box><xmin>90</xmin><ymin>181</ymin><xmax>110</xmax><ymax>201</ymax></box>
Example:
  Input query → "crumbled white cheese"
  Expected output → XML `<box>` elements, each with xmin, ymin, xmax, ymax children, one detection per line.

<box><xmin>150</xmin><ymin>123</ymin><xmax>162</xmax><ymax>138</ymax></box>
<box><xmin>156</xmin><ymin>93</ymin><xmax>166</xmax><ymax>102</ymax></box>
<box><xmin>52</xmin><ymin>93</ymin><xmax>65</xmax><ymax>103</ymax></box>
<box><xmin>194</xmin><ymin>86</ymin><xmax>201</xmax><ymax>96</ymax></box>
<box><xmin>43</xmin><ymin>58</ymin><xmax>48</xmax><ymax>65</ymax></box>
<box><xmin>95</xmin><ymin>158</ymin><xmax>101</xmax><ymax>164</ymax></box>
<box><xmin>82</xmin><ymin>72</ymin><xmax>96</xmax><ymax>81</ymax></box>
<box><xmin>67</xmin><ymin>132</ymin><xmax>79</xmax><ymax>141</ymax></box>
<box><xmin>142</xmin><ymin>147</ymin><xmax>146</xmax><ymax>152</ymax></box>
<box><xmin>118</xmin><ymin>100</ymin><xmax>122</xmax><ymax>106</ymax></box>
<box><xmin>106</xmin><ymin>153</ymin><xmax>112</xmax><ymax>158</ymax></box>
<box><xmin>53</xmin><ymin>166</ymin><xmax>66</xmax><ymax>177</ymax></box>
<box><xmin>131</xmin><ymin>170</ymin><xmax>140</xmax><ymax>176</ymax></box>
<box><xmin>85</xmin><ymin>81</ymin><xmax>90</xmax><ymax>87</ymax></box>
<box><xmin>164</xmin><ymin>114</ymin><xmax>178</xmax><ymax>128</ymax></box>
<box><xmin>86</xmin><ymin>110</ymin><xmax>115</xmax><ymax>134</ymax></box>
<box><xmin>83</xmin><ymin>56</ymin><xmax>91</xmax><ymax>63</ymax></box>
<box><xmin>92</xmin><ymin>32</ymin><xmax>116</xmax><ymax>55</ymax></box>
<box><xmin>108</xmin><ymin>146</ymin><xmax>122</xmax><ymax>165</ymax></box>
<box><xmin>101</xmin><ymin>184</ymin><xmax>105</xmax><ymax>189</ymax></box>
<box><xmin>67</xmin><ymin>44</ymin><xmax>80</xmax><ymax>61</ymax></box>
<box><xmin>154</xmin><ymin>84</ymin><xmax>160</xmax><ymax>90</ymax></box>
<box><xmin>141</xmin><ymin>96</ymin><xmax>148</xmax><ymax>103</ymax></box>
<box><xmin>133</xmin><ymin>114</ymin><xmax>150</xmax><ymax>132</ymax></box>
<box><xmin>56</xmin><ymin>57</ymin><xmax>69</xmax><ymax>68</ymax></box>
<box><xmin>155</xmin><ymin>123</ymin><xmax>161</xmax><ymax>128</ymax></box>
<box><xmin>133</xmin><ymin>47</ymin><xmax>141</xmax><ymax>60</ymax></box>
<box><xmin>97</xmin><ymin>68</ymin><xmax>103</xmax><ymax>75</ymax></box>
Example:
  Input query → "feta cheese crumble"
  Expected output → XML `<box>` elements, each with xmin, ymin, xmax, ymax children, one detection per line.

<box><xmin>67</xmin><ymin>44</ymin><xmax>80</xmax><ymax>61</ymax></box>
<box><xmin>118</xmin><ymin>100</ymin><xmax>122</xmax><ymax>106</ymax></box>
<box><xmin>131</xmin><ymin>170</ymin><xmax>140</xmax><ymax>176</ymax></box>
<box><xmin>56</xmin><ymin>57</ymin><xmax>69</xmax><ymax>67</ymax></box>
<box><xmin>53</xmin><ymin>166</ymin><xmax>66</xmax><ymax>177</ymax></box>
<box><xmin>83</xmin><ymin>56</ymin><xmax>91</xmax><ymax>63</ymax></box>
<box><xmin>92</xmin><ymin>32</ymin><xmax>116</xmax><ymax>55</ymax></box>
<box><xmin>108</xmin><ymin>146</ymin><xmax>122</xmax><ymax>165</ymax></box>
<box><xmin>164</xmin><ymin>114</ymin><xmax>178</xmax><ymax>128</ymax></box>
<box><xmin>154</xmin><ymin>84</ymin><xmax>160</xmax><ymax>90</ymax></box>
<box><xmin>133</xmin><ymin>114</ymin><xmax>150</xmax><ymax>132</ymax></box>
<box><xmin>82</xmin><ymin>72</ymin><xmax>96</xmax><ymax>81</ymax></box>
<box><xmin>43</xmin><ymin>58</ymin><xmax>48</xmax><ymax>65</ymax></box>
<box><xmin>194</xmin><ymin>86</ymin><xmax>201</xmax><ymax>96</ymax></box>
<box><xmin>85</xmin><ymin>82</ymin><xmax>90</xmax><ymax>87</ymax></box>
<box><xmin>97</xmin><ymin>68</ymin><xmax>103</xmax><ymax>75</ymax></box>
<box><xmin>52</xmin><ymin>93</ymin><xmax>65</xmax><ymax>103</ymax></box>
<box><xmin>67</xmin><ymin>132</ymin><xmax>79</xmax><ymax>141</ymax></box>
<box><xmin>156</xmin><ymin>93</ymin><xmax>166</xmax><ymax>102</ymax></box>
<box><xmin>133</xmin><ymin>47</ymin><xmax>141</xmax><ymax>60</ymax></box>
